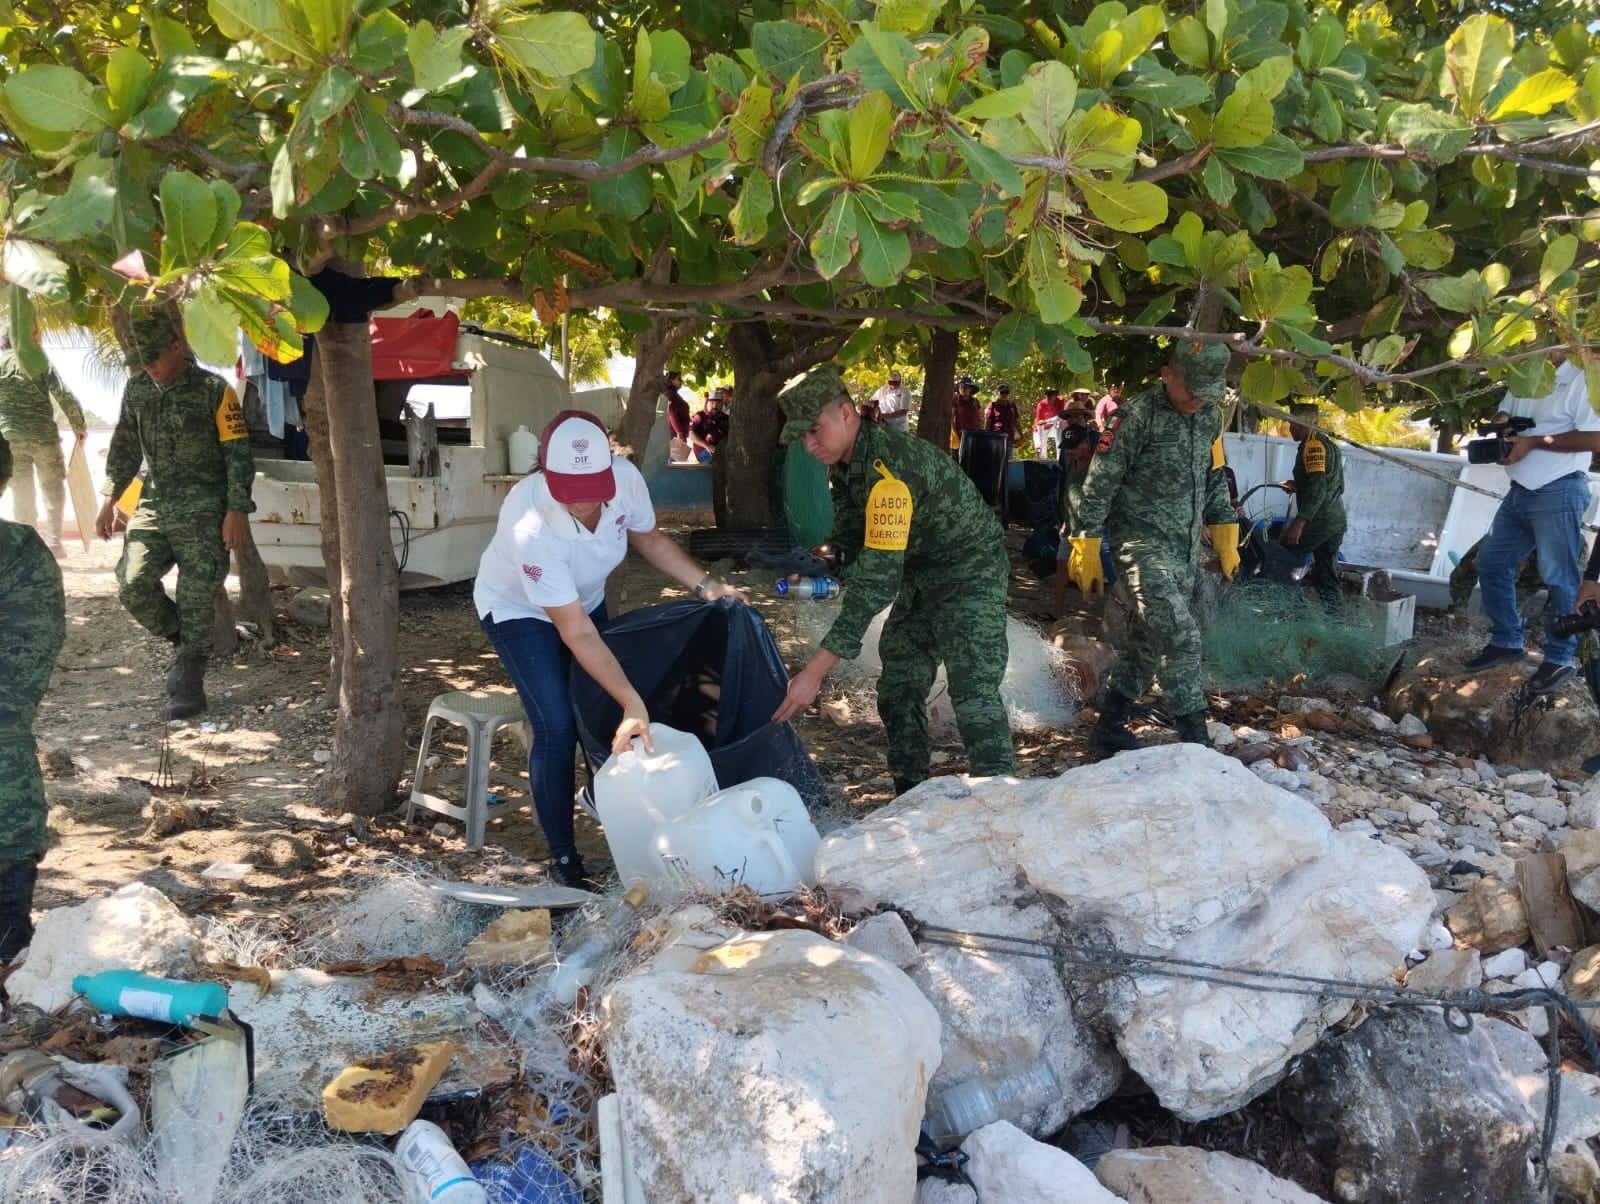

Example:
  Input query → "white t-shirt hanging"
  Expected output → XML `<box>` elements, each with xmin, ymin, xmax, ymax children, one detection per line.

<box><xmin>1499</xmin><ymin>359</ymin><xmax>1600</xmax><ymax>491</ymax></box>
<box><xmin>473</xmin><ymin>457</ymin><xmax>656</xmax><ymax>623</ymax></box>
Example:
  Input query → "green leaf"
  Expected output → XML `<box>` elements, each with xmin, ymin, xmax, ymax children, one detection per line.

<box><xmin>854</xmin><ymin>207</ymin><xmax>910</xmax><ymax>287</ymax></box>
<box><xmin>848</xmin><ymin>91</ymin><xmax>893</xmax><ymax>181</ymax></box>
<box><xmin>1489</xmin><ymin>69</ymin><xmax>1578</xmax><ymax>120</ymax></box>
<box><xmin>1443</xmin><ymin>13</ymin><xmax>1513</xmax><ymax>120</ymax></box>
<box><xmin>1392</xmin><ymin>230</ymin><xmax>1455</xmax><ymax>270</ymax></box>
<box><xmin>1238</xmin><ymin>56</ymin><xmax>1294</xmax><ymax>102</ymax></box>
<box><xmin>1077</xmin><ymin>177</ymin><xmax>1168</xmax><ymax>233</ymax></box>
<box><xmin>19</xmin><ymin>159</ymin><xmax>117</xmax><ymax>242</ymax></box>
<box><xmin>956</xmin><ymin>85</ymin><xmax>1029</xmax><ymax>121</ymax></box>
<box><xmin>1385</xmin><ymin>104</ymin><xmax>1473</xmax><ymax>163</ymax></box>
<box><xmin>1506</xmin><ymin>357</ymin><xmax>1556</xmax><ymax>399</ymax></box>
<box><xmin>1541</xmin><ymin>233</ymin><xmax>1579</xmax><ymax>292</ymax></box>
<box><xmin>1168</xmin><ymin>15</ymin><xmax>1210</xmax><ymax>69</ymax></box>
<box><xmin>1214</xmin><ymin>133</ymin><xmax>1304</xmax><ymax>179</ymax></box>
<box><xmin>298</xmin><ymin>0</ymin><xmax>353</xmax><ymax>55</ymax></box>
<box><xmin>952</xmin><ymin>129</ymin><xmax>1024</xmax><ymax>198</ymax></box>
<box><xmin>496</xmin><ymin>12</ymin><xmax>597</xmax><ymax>81</ymax></box>
<box><xmin>1584</xmin><ymin>356</ymin><xmax>1600</xmax><ymax>419</ymax></box>
<box><xmin>350</xmin><ymin>10</ymin><xmax>406</xmax><ymax>74</ymax></box>
<box><xmin>1330</xmin><ymin>159</ymin><xmax>1383</xmax><ymax>228</ymax></box>
<box><xmin>1060</xmin><ymin>104</ymin><xmax>1141</xmax><ymax>173</ymax></box>
<box><xmin>209</xmin><ymin>180</ymin><xmax>241</xmax><ymax>243</ymax></box>
<box><xmin>1246</xmin><ymin>261</ymin><xmax>1313</xmax><ymax>320</ymax></box>
<box><xmin>289</xmin><ymin>271</ymin><xmax>329</xmax><ymax>335</ymax></box>
<box><xmin>1172</xmin><ymin>210</ymin><xmax>1204</xmax><ymax>268</ymax></box>
<box><xmin>1118</xmin><ymin>64</ymin><xmax>1211</xmax><ymax>109</ymax></box>
<box><xmin>183</xmin><ymin>280</ymin><xmax>243</xmax><ymax>366</ymax></box>
<box><xmin>873</xmin><ymin>0</ymin><xmax>939</xmax><ymax>36</ymax></box>
<box><xmin>0</xmin><ymin>240</ymin><xmax>69</xmax><ymax>301</ymax></box>
<box><xmin>914</xmin><ymin>185</ymin><xmax>974</xmax><ymax>249</ymax></box>
<box><xmin>213</xmin><ymin>222</ymin><xmax>290</xmax><ymax>300</ymax></box>
<box><xmin>159</xmin><ymin>170</ymin><xmax>220</xmax><ymax>266</ymax></box>
<box><xmin>150</xmin><ymin>16</ymin><xmax>196</xmax><ymax>57</ymax></box>
<box><xmin>1202</xmin><ymin>155</ymin><xmax>1236</xmax><ymax>205</ymax></box>
<box><xmin>728</xmin><ymin>84</ymin><xmax>774</xmax><ymax>164</ymax></box>
<box><xmin>306</xmin><ymin>66</ymin><xmax>358</xmax><ymax>125</ymax></box>
<box><xmin>1307</xmin><ymin>79</ymin><xmax>1342</xmax><ymax>143</ymax></box>
<box><xmin>1213</xmin><ymin>88</ymin><xmax>1273</xmax><ymax>148</ymax></box>
<box><xmin>105</xmin><ymin>48</ymin><xmax>154</xmax><ymax>123</ymax></box>
<box><xmin>990</xmin><ymin>312</ymin><xmax>1037</xmax><ymax>368</ymax></box>
<box><xmin>337</xmin><ymin>112</ymin><xmax>376</xmax><ymax>180</ymax></box>
<box><xmin>207</xmin><ymin>0</ymin><xmax>308</xmax><ymax>62</ymax></box>
<box><xmin>858</xmin><ymin>184</ymin><xmax>919</xmax><ymax>224</ymax></box>
<box><xmin>810</xmin><ymin>191</ymin><xmax>859</xmax><ymax>279</ymax></box>
<box><xmin>4</xmin><ymin>65</ymin><xmax>108</xmax><ymax>134</ymax></box>
<box><xmin>1240</xmin><ymin>360</ymin><xmax>1296</xmax><ymax>404</ymax></box>
<box><xmin>730</xmin><ymin>174</ymin><xmax>773</xmax><ymax>245</ymax></box>
<box><xmin>752</xmin><ymin>20</ymin><xmax>827</xmax><ymax>86</ymax></box>
<box><xmin>407</xmin><ymin>22</ymin><xmax>472</xmax><ymax>94</ymax></box>
<box><xmin>843</xmin><ymin>25</ymin><xmax>915</xmax><ymax>109</ymax></box>
<box><xmin>588</xmin><ymin>128</ymin><xmax>651</xmax><ymax>220</ymax></box>
<box><xmin>1296</xmin><ymin>13</ymin><xmax>1345</xmax><ymax>72</ymax></box>
<box><xmin>1274</xmin><ymin>321</ymin><xmax>1333</xmax><ymax>357</ymax></box>
<box><xmin>270</xmin><ymin>142</ymin><xmax>294</xmax><ymax>219</ymax></box>
<box><xmin>1419</xmin><ymin>272</ymin><xmax>1483</xmax><ymax>313</ymax></box>
<box><xmin>1020</xmin><ymin>61</ymin><xmax>1078</xmax><ymax>154</ymax></box>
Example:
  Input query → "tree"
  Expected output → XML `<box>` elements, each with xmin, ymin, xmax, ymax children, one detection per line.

<box><xmin>3</xmin><ymin>0</ymin><xmax>1597</xmax><ymax>812</ymax></box>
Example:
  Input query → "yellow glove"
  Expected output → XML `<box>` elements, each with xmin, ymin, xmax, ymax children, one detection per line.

<box><xmin>1067</xmin><ymin>536</ymin><xmax>1105</xmax><ymax>596</ymax></box>
<box><xmin>1209</xmin><ymin>523</ymin><xmax>1241</xmax><ymax>581</ymax></box>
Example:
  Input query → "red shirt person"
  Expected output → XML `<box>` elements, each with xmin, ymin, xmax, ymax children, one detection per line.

<box><xmin>951</xmin><ymin>375</ymin><xmax>982</xmax><ymax>435</ymax></box>
<box><xmin>662</xmin><ymin>371</ymin><xmax>691</xmax><ymax>441</ymax></box>
<box><xmin>984</xmin><ymin>383</ymin><xmax>1020</xmax><ymax>446</ymax></box>
<box><xmin>1034</xmin><ymin>386</ymin><xmax>1064</xmax><ymax>427</ymax></box>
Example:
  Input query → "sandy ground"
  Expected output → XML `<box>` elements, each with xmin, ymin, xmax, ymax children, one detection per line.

<box><xmin>31</xmin><ymin>525</ymin><xmax>1086</xmax><ymax>923</ymax></box>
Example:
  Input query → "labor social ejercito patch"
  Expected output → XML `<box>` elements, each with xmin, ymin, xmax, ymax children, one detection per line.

<box><xmin>1303</xmin><ymin>435</ymin><xmax>1326</xmax><ymax>473</ymax></box>
<box><xmin>215</xmin><ymin>386</ymin><xmax>248</xmax><ymax>442</ymax></box>
<box><xmin>864</xmin><ymin>460</ymin><xmax>912</xmax><ymax>552</ymax></box>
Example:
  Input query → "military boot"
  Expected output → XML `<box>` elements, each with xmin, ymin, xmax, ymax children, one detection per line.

<box><xmin>0</xmin><ymin>861</ymin><xmax>38</xmax><ymax>962</ymax></box>
<box><xmin>1173</xmin><ymin>711</ymin><xmax>1212</xmax><ymax>747</ymax></box>
<box><xmin>1090</xmin><ymin>691</ymin><xmax>1141</xmax><ymax>755</ymax></box>
<box><xmin>165</xmin><ymin>654</ymin><xmax>208</xmax><ymax>721</ymax></box>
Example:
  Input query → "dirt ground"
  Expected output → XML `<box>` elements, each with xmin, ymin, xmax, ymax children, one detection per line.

<box><xmin>33</xmin><ymin>526</ymin><xmax>1089</xmax><ymax>923</ymax></box>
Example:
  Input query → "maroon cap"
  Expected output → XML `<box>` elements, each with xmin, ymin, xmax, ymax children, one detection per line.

<box><xmin>539</xmin><ymin>409</ymin><xmax>616</xmax><ymax>505</ymax></box>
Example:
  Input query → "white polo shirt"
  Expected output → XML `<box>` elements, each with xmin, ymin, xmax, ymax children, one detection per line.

<box><xmin>1500</xmin><ymin>359</ymin><xmax>1600</xmax><ymax>490</ymax></box>
<box><xmin>473</xmin><ymin>457</ymin><xmax>656</xmax><ymax>623</ymax></box>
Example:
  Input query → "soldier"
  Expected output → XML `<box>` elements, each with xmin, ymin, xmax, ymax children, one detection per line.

<box><xmin>1280</xmin><ymin>402</ymin><xmax>1347</xmax><ymax>612</ymax></box>
<box><xmin>771</xmin><ymin>367</ymin><xmax>1015</xmax><ymax>792</ymax></box>
<box><xmin>95</xmin><ymin>314</ymin><xmax>255</xmax><ymax>720</ymax></box>
<box><xmin>1066</xmin><ymin>341</ymin><xmax>1240</xmax><ymax>752</ymax></box>
<box><xmin>0</xmin><ymin>433</ymin><xmax>65</xmax><ymax>959</ymax></box>
<box><xmin>0</xmin><ymin>333</ymin><xmax>87</xmax><ymax>556</ymax></box>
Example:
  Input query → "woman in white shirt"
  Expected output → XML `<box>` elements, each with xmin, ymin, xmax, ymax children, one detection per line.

<box><xmin>474</xmin><ymin>410</ymin><xmax>745</xmax><ymax>886</ymax></box>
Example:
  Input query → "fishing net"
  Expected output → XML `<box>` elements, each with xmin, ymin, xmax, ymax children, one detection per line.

<box><xmin>1199</xmin><ymin>578</ymin><xmax>1395</xmax><ymax>689</ymax></box>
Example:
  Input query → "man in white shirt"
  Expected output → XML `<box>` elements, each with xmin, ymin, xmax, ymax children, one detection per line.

<box><xmin>1466</xmin><ymin>352</ymin><xmax>1600</xmax><ymax>693</ymax></box>
<box><xmin>872</xmin><ymin>372</ymin><xmax>913</xmax><ymax>433</ymax></box>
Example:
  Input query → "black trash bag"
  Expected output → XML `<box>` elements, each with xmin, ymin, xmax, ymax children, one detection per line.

<box><xmin>957</xmin><ymin>430</ymin><xmax>1010</xmax><ymax>518</ymax></box>
<box><xmin>570</xmin><ymin>598</ymin><xmax>829</xmax><ymax>808</ymax></box>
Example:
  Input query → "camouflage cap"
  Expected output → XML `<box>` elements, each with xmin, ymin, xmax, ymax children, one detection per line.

<box><xmin>1168</xmin><ymin>340</ymin><xmax>1230</xmax><ymax>405</ymax></box>
<box><xmin>126</xmin><ymin>313</ymin><xmax>180</xmax><ymax>366</ymax></box>
<box><xmin>1289</xmin><ymin>401</ymin><xmax>1321</xmax><ymax>422</ymax></box>
<box><xmin>778</xmin><ymin>366</ymin><xmax>851</xmax><ymax>445</ymax></box>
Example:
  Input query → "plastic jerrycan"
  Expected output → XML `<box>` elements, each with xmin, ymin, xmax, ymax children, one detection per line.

<box><xmin>592</xmin><ymin>723</ymin><xmax>718</xmax><ymax>888</ymax></box>
<box><xmin>653</xmin><ymin>778</ymin><xmax>821</xmax><ymax>897</ymax></box>
<box><xmin>508</xmin><ymin>425</ymin><xmax>539</xmax><ymax>475</ymax></box>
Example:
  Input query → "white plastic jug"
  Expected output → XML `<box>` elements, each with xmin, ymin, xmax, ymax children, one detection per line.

<box><xmin>508</xmin><ymin>425</ymin><xmax>539</xmax><ymax>475</ymax></box>
<box><xmin>593</xmin><ymin>723</ymin><xmax>718</xmax><ymax>887</ymax></box>
<box><xmin>652</xmin><ymin>778</ymin><xmax>820</xmax><ymax>898</ymax></box>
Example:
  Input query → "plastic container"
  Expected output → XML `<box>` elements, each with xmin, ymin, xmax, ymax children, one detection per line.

<box><xmin>593</xmin><ymin>723</ymin><xmax>718</xmax><ymax>887</ymax></box>
<box><xmin>924</xmin><ymin>1060</ymin><xmax>1060</xmax><ymax>1146</ymax></box>
<box><xmin>653</xmin><ymin>777</ymin><xmax>821</xmax><ymax>897</ymax></box>
<box><xmin>396</xmin><ymin>1119</ymin><xmax>486</xmax><ymax>1204</ymax></box>
<box><xmin>469</xmin><ymin>1147</ymin><xmax>581</xmax><ymax>1204</ymax></box>
<box><xmin>544</xmin><ymin>884</ymin><xmax>648</xmax><ymax>1008</ymax></box>
<box><xmin>508</xmin><ymin>425</ymin><xmax>539</xmax><ymax>475</ymax></box>
<box><xmin>71</xmin><ymin>970</ymin><xmax>227</xmax><ymax>1026</ymax></box>
<box><xmin>774</xmin><ymin>575</ymin><xmax>840</xmax><ymax>601</ymax></box>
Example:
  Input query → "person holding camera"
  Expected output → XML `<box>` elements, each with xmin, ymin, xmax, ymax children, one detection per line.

<box><xmin>1465</xmin><ymin>351</ymin><xmax>1600</xmax><ymax>693</ymax></box>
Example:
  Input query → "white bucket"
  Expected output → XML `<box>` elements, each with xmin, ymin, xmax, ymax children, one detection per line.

<box><xmin>653</xmin><ymin>778</ymin><xmax>820</xmax><ymax>898</ymax></box>
<box><xmin>593</xmin><ymin>723</ymin><xmax>718</xmax><ymax>887</ymax></box>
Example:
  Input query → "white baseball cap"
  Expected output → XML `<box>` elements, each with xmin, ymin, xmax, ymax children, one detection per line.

<box><xmin>539</xmin><ymin>410</ymin><xmax>615</xmax><ymax>504</ymax></box>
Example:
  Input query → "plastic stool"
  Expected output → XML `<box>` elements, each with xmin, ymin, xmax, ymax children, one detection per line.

<box><xmin>405</xmin><ymin>690</ymin><xmax>528</xmax><ymax>850</ymax></box>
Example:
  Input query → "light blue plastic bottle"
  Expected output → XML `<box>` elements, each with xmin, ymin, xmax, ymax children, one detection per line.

<box><xmin>71</xmin><ymin>970</ymin><xmax>228</xmax><ymax>1025</ymax></box>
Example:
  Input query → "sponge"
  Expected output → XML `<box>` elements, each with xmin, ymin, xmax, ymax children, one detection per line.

<box><xmin>321</xmin><ymin>1040</ymin><xmax>455</xmax><ymax>1134</ymax></box>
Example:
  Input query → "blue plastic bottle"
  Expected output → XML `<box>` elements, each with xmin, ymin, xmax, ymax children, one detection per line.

<box><xmin>71</xmin><ymin>970</ymin><xmax>228</xmax><ymax>1025</ymax></box>
<box><xmin>774</xmin><ymin>575</ymin><xmax>840</xmax><ymax>600</ymax></box>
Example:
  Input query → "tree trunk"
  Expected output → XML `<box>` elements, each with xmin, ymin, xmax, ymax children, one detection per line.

<box><xmin>315</xmin><ymin>322</ymin><xmax>403</xmax><ymax>815</ymax></box>
<box><xmin>298</xmin><ymin>353</ymin><xmax>344</xmax><ymax>707</ymax></box>
<box><xmin>1435</xmin><ymin>419</ymin><xmax>1458</xmax><ymax>455</ymax></box>
<box><xmin>919</xmin><ymin>329</ymin><xmax>957</xmax><ymax>450</ymax></box>
<box><xmin>620</xmin><ymin>315</ymin><xmax>697</xmax><ymax>462</ymax></box>
<box><xmin>726</xmin><ymin>320</ymin><xmax>784</xmax><ymax>528</ymax></box>
<box><xmin>211</xmin><ymin>586</ymin><xmax>237</xmax><ymax>657</ymax></box>
<box><xmin>231</xmin><ymin>523</ymin><xmax>276</xmax><ymax>646</ymax></box>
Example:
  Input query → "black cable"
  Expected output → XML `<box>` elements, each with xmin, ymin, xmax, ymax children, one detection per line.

<box><xmin>389</xmin><ymin>508</ymin><xmax>411</xmax><ymax>574</ymax></box>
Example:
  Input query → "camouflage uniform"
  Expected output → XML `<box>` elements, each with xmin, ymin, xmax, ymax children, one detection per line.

<box><xmin>1290</xmin><ymin>419</ymin><xmax>1347</xmax><ymax>611</ymax></box>
<box><xmin>101</xmin><ymin>316</ymin><xmax>255</xmax><ymax>660</ymax></box>
<box><xmin>0</xmin><ymin>348</ymin><xmax>85</xmax><ymax>548</ymax></box>
<box><xmin>0</xmin><ymin>434</ymin><xmax>65</xmax><ymax>957</ymax></box>
<box><xmin>1073</xmin><ymin>344</ymin><xmax>1234</xmax><ymax>717</ymax></box>
<box><xmin>781</xmin><ymin>369</ymin><xmax>1015</xmax><ymax>785</ymax></box>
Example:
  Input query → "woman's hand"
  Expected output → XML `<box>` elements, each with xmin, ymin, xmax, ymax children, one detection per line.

<box><xmin>611</xmin><ymin>698</ymin><xmax>654</xmax><ymax>755</ymax></box>
<box><xmin>701</xmin><ymin>579</ymin><xmax>750</xmax><ymax>605</ymax></box>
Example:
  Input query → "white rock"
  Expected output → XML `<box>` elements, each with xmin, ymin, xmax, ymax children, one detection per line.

<box><xmin>604</xmin><ymin>929</ymin><xmax>941</xmax><ymax>1204</ymax></box>
<box><xmin>10</xmin><ymin>883</ymin><xmax>201</xmax><ymax>1013</ymax></box>
<box><xmin>1571</xmin><ymin>781</ymin><xmax>1600</xmax><ymax>830</ymax></box>
<box><xmin>1513</xmin><ymin>961</ymin><xmax>1561</xmax><ymax>990</ymax></box>
<box><xmin>1483</xmin><ymin>948</ymin><xmax>1529</xmax><ymax>979</ymax></box>
<box><xmin>1406</xmin><ymin>949</ymin><xmax>1482</xmax><ymax>992</ymax></box>
<box><xmin>1397</xmin><ymin>714</ymin><xmax>1429</xmax><ymax>737</ymax></box>
<box><xmin>915</xmin><ymin>1182</ymin><xmax>977</xmax><ymax>1204</ymax></box>
<box><xmin>312</xmin><ymin>749</ymin><xmax>333</xmax><ymax>764</ymax></box>
<box><xmin>845</xmin><ymin>911</ymin><xmax>922</xmax><ymax>971</ymax></box>
<box><xmin>820</xmin><ymin>747</ymin><xmax>1431</xmax><ymax>1123</ymax></box>
<box><xmin>1504</xmin><ymin>770</ymin><xmax>1556</xmax><ymax>797</ymax></box>
<box><xmin>962</xmin><ymin>1122</ymin><xmax>1123</xmax><ymax>1204</ymax></box>
<box><xmin>1206</xmin><ymin>721</ymin><xmax>1237</xmax><ymax>749</ymax></box>
<box><xmin>1096</xmin><ymin>1146</ymin><xmax>1327</xmax><ymax>1203</ymax></box>
<box><xmin>1407</xmin><ymin>803</ymin><xmax>1441</xmax><ymax>826</ymax></box>
<box><xmin>1530</xmin><ymin>799</ymin><xmax>1570</xmax><ymax>828</ymax></box>
<box><xmin>1350</xmin><ymin>706</ymin><xmax>1395</xmax><ymax>732</ymax></box>
<box><xmin>1279</xmin><ymin>696</ymin><xmax>1336</xmax><ymax>715</ymax></box>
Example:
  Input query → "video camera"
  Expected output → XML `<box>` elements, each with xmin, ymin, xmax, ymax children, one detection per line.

<box><xmin>1552</xmin><ymin>602</ymin><xmax>1600</xmax><ymax>638</ymax></box>
<box><xmin>1466</xmin><ymin>415</ymin><xmax>1536</xmax><ymax>465</ymax></box>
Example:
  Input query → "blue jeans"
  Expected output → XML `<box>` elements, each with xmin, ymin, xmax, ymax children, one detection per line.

<box><xmin>480</xmin><ymin>605</ymin><xmax>607</xmax><ymax>861</ymax></box>
<box><xmin>1477</xmin><ymin>473</ymin><xmax>1589</xmax><ymax>665</ymax></box>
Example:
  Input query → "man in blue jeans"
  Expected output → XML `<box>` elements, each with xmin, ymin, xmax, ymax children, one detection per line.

<box><xmin>1467</xmin><ymin>351</ymin><xmax>1600</xmax><ymax>693</ymax></box>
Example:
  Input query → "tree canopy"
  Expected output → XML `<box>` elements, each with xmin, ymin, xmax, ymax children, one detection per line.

<box><xmin>0</xmin><ymin>0</ymin><xmax>1595</xmax><ymax>426</ymax></box>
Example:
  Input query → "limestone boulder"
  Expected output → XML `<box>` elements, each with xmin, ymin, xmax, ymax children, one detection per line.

<box><xmin>603</xmin><ymin>929</ymin><xmax>940</xmax><ymax>1204</ymax></box>
<box><xmin>1282</xmin><ymin>1008</ymin><xmax>1540</xmax><ymax>1204</ymax></box>
<box><xmin>1561</xmin><ymin>829</ymin><xmax>1600</xmax><ymax>913</ymax></box>
<box><xmin>962</xmin><ymin>1121</ymin><xmax>1123</xmax><ymax>1204</ymax></box>
<box><xmin>1096</xmin><ymin>1147</ymin><xmax>1328</xmax><ymax>1203</ymax></box>
<box><xmin>1444</xmin><ymin>878</ymin><xmax>1531</xmax><ymax>954</ymax></box>
<box><xmin>9</xmin><ymin>882</ymin><xmax>201</xmax><ymax>1013</ymax></box>
<box><xmin>817</xmin><ymin>747</ymin><xmax>1432</xmax><ymax>1123</ymax></box>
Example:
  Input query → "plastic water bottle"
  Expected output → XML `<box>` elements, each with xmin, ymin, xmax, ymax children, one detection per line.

<box><xmin>543</xmin><ymin>884</ymin><xmax>649</xmax><ymax>1008</ymax></box>
<box><xmin>774</xmin><ymin>575</ymin><xmax>840</xmax><ymax>600</ymax></box>
<box><xmin>508</xmin><ymin>425</ymin><xmax>539</xmax><ymax>475</ymax></box>
<box><xmin>396</xmin><ymin>1119</ymin><xmax>487</xmax><ymax>1204</ymax></box>
<box><xmin>924</xmin><ymin>1060</ymin><xmax>1061</xmax><ymax>1145</ymax></box>
<box><xmin>71</xmin><ymin>970</ymin><xmax>228</xmax><ymax>1025</ymax></box>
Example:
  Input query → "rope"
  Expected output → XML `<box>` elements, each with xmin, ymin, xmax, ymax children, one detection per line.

<box><xmin>905</xmin><ymin>918</ymin><xmax>1597</xmax><ymax>1201</ymax></box>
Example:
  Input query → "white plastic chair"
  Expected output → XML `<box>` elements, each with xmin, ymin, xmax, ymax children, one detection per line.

<box><xmin>405</xmin><ymin>690</ymin><xmax>528</xmax><ymax>850</ymax></box>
